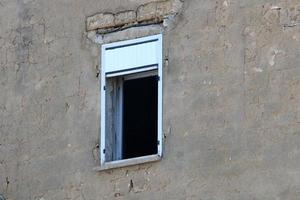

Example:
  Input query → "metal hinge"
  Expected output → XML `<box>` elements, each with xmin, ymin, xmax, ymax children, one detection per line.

<box><xmin>103</xmin><ymin>149</ymin><xmax>106</xmax><ymax>154</ymax></box>
<box><xmin>157</xmin><ymin>140</ymin><xmax>160</xmax><ymax>145</ymax></box>
<box><xmin>103</xmin><ymin>86</ymin><xmax>106</xmax><ymax>90</ymax></box>
<box><xmin>157</xmin><ymin>75</ymin><xmax>160</xmax><ymax>81</ymax></box>
<box><xmin>96</xmin><ymin>68</ymin><xmax>100</xmax><ymax>78</ymax></box>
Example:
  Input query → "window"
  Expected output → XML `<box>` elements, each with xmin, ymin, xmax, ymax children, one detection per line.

<box><xmin>99</xmin><ymin>34</ymin><xmax>163</xmax><ymax>170</ymax></box>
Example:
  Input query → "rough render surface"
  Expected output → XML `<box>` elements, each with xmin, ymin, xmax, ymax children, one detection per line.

<box><xmin>86</xmin><ymin>0</ymin><xmax>184</xmax><ymax>31</ymax></box>
<box><xmin>0</xmin><ymin>0</ymin><xmax>300</xmax><ymax>199</ymax></box>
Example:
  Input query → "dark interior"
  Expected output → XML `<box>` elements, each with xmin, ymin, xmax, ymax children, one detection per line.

<box><xmin>122</xmin><ymin>75</ymin><xmax>158</xmax><ymax>159</ymax></box>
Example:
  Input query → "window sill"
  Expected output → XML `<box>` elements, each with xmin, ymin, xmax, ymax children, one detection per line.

<box><xmin>93</xmin><ymin>154</ymin><xmax>161</xmax><ymax>171</ymax></box>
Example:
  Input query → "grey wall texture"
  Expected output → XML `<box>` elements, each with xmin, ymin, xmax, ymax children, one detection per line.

<box><xmin>0</xmin><ymin>0</ymin><xmax>300</xmax><ymax>199</ymax></box>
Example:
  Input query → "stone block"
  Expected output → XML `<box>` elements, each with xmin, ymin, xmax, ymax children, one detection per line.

<box><xmin>114</xmin><ymin>10</ymin><xmax>136</xmax><ymax>26</ymax></box>
<box><xmin>137</xmin><ymin>0</ymin><xmax>183</xmax><ymax>22</ymax></box>
<box><xmin>87</xmin><ymin>13</ymin><xmax>115</xmax><ymax>31</ymax></box>
<box><xmin>137</xmin><ymin>1</ymin><xmax>158</xmax><ymax>22</ymax></box>
<box><xmin>156</xmin><ymin>1</ymin><xmax>172</xmax><ymax>19</ymax></box>
<box><xmin>87</xmin><ymin>0</ymin><xmax>184</xmax><ymax>31</ymax></box>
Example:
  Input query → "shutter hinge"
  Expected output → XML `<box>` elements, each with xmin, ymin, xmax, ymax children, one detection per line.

<box><xmin>96</xmin><ymin>69</ymin><xmax>100</xmax><ymax>78</ymax></box>
<box><xmin>157</xmin><ymin>75</ymin><xmax>160</xmax><ymax>81</ymax></box>
<box><xmin>103</xmin><ymin>149</ymin><xmax>106</xmax><ymax>154</ymax></box>
<box><xmin>103</xmin><ymin>86</ymin><xmax>106</xmax><ymax>90</ymax></box>
<box><xmin>157</xmin><ymin>140</ymin><xmax>160</xmax><ymax>145</ymax></box>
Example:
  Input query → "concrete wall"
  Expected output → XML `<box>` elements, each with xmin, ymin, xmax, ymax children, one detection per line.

<box><xmin>0</xmin><ymin>0</ymin><xmax>300</xmax><ymax>199</ymax></box>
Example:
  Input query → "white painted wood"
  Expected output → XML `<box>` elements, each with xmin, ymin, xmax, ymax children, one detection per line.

<box><xmin>115</xmin><ymin>78</ymin><xmax>123</xmax><ymax>160</ymax></box>
<box><xmin>104</xmin><ymin>77</ymin><xmax>122</xmax><ymax>161</ymax></box>
<box><xmin>124</xmin><ymin>69</ymin><xmax>158</xmax><ymax>81</ymax></box>
<box><xmin>100</xmin><ymin>34</ymin><xmax>163</xmax><ymax>169</ymax></box>
<box><xmin>100</xmin><ymin>44</ymin><xmax>106</xmax><ymax>165</ymax></box>
<box><xmin>102</xmin><ymin>35</ymin><xmax>161</xmax><ymax>74</ymax></box>
<box><xmin>157</xmin><ymin>34</ymin><xmax>163</xmax><ymax>157</ymax></box>
<box><xmin>106</xmin><ymin>66</ymin><xmax>157</xmax><ymax>78</ymax></box>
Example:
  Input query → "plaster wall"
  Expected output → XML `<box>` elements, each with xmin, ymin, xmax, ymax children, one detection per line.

<box><xmin>0</xmin><ymin>0</ymin><xmax>300</xmax><ymax>199</ymax></box>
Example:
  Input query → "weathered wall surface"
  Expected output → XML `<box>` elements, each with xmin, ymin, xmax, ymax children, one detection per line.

<box><xmin>0</xmin><ymin>0</ymin><xmax>300</xmax><ymax>199</ymax></box>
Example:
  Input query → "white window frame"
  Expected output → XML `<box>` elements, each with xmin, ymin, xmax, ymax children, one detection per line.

<box><xmin>97</xmin><ymin>34</ymin><xmax>163</xmax><ymax>171</ymax></box>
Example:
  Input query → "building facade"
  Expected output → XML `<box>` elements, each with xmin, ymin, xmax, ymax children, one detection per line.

<box><xmin>0</xmin><ymin>0</ymin><xmax>300</xmax><ymax>199</ymax></box>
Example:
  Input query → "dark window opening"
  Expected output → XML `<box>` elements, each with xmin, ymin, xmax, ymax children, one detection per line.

<box><xmin>122</xmin><ymin>76</ymin><xmax>158</xmax><ymax>159</ymax></box>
